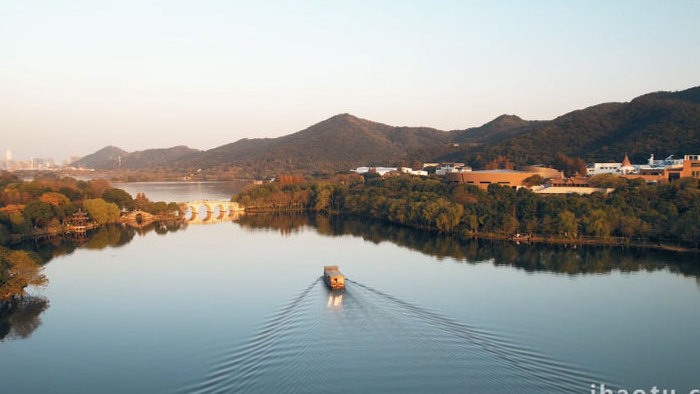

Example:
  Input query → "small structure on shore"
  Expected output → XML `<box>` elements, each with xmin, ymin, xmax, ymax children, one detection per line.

<box><xmin>323</xmin><ymin>266</ymin><xmax>345</xmax><ymax>290</ymax></box>
<box><xmin>66</xmin><ymin>211</ymin><xmax>90</xmax><ymax>238</ymax></box>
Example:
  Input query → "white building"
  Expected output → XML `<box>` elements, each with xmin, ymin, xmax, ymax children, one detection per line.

<box><xmin>435</xmin><ymin>163</ymin><xmax>472</xmax><ymax>175</ymax></box>
<box><xmin>587</xmin><ymin>154</ymin><xmax>635</xmax><ymax>175</ymax></box>
<box><xmin>400</xmin><ymin>167</ymin><xmax>428</xmax><ymax>176</ymax></box>
<box><xmin>353</xmin><ymin>166</ymin><xmax>428</xmax><ymax>176</ymax></box>
<box><xmin>352</xmin><ymin>166</ymin><xmax>397</xmax><ymax>176</ymax></box>
<box><xmin>587</xmin><ymin>154</ymin><xmax>698</xmax><ymax>176</ymax></box>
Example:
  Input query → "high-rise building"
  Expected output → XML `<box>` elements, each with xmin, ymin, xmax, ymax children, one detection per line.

<box><xmin>5</xmin><ymin>149</ymin><xmax>11</xmax><ymax>162</ymax></box>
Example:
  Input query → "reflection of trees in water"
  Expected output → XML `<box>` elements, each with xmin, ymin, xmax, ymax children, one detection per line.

<box><xmin>238</xmin><ymin>213</ymin><xmax>700</xmax><ymax>278</ymax></box>
<box><xmin>238</xmin><ymin>213</ymin><xmax>311</xmax><ymax>236</ymax></box>
<box><xmin>0</xmin><ymin>296</ymin><xmax>49</xmax><ymax>341</ymax></box>
<box><xmin>14</xmin><ymin>221</ymin><xmax>187</xmax><ymax>263</ymax></box>
<box><xmin>1</xmin><ymin>221</ymin><xmax>187</xmax><ymax>342</ymax></box>
<box><xmin>85</xmin><ymin>225</ymin><xmax>136</xmax><ymax>249</ymax></box>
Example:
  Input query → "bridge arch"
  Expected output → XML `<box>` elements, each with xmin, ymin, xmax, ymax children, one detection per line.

<box><xmin>181</xmin><ymin>200</ymin><xmax>245</xmax><ymax>224</ymax></box>
<box><xmin>123</xmin><ymin>210</ymin><xmax>156</xmax><ymax>228</ymax></box>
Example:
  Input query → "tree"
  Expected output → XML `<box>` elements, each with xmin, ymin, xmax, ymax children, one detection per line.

<box><xmin>58</xmin><ymin>187</ymin><xmax>84</xmax><ymax>201</ymax></box>
<box><xmin>310</xmin><ymin>182</ymin><xmax>334</xmax><ymax>211</ymax></box>
<box><xmin>102</xmin><ymin>188</ymin><xmax>135</xmax><ymax>211</ymax></box>
<box><xmin>585</xmin><ymin>209</ymin><xmax>611</xmax><ymax>238</ymax></box>
<box><xmin>152</xmin><ymin>201</ymin><xmax>168</xmax><ymax>214</ymax></box>
<box><xmin>0</xmin><ymin>248</ymin><xmax>48</xmax><ymax>300</ymax></box>
<box><xmin>134</xmin><ymin>193</ymin><xmax>153</xmax><ymax>212</ymax></box>
<box><xmin>86</xmin><ymin>179</ymin><xmax>111</xmax><ymax>198</ymax></box>
<box><xmin>589</xmin><ymin>174</ymin><xmax>628</xmax><ymax>188</ymax></box>
<box><xmin>39</xmin><ymin>192</ymin><xmax>72</xmax><ymax>221</ymax></box>
<box><xmin>485</xmin><ymin>155</ymin><xmax>514</xmax><ymax>170</ymax></box>
<box><xmin>167</xmin><ymin>202</ymin><xmax>181</xmax><ymax>215</ymax></box>
<box><xmin>39</xmin><ymin>192</ymin><xmax>70</xmax><ymax>207</ymax></box>
<box><xmin>523</xmin><ymin>175</ymin><xmax>544</xmax><ymax>186</ymax></box>
<box><xmin>552</xmin><ymin>153</ymin><xmax>587</xmax><ymax>177</ymax></box>
<box><xmin>23</xmin><ymin>201</ymin><xmax>53</xmax><ymax>227</ymax></box>
<box><xmin>557</xmin><ymin>210</ymin><xmax>578</xmax><ymax>238</ymax></box>
<box><xmin>83</xmin><ymin>199</ymin><xmax>120</xmax><ymax>224</ymax></box>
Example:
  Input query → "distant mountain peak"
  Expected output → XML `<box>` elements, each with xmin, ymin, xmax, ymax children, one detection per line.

<box><xmin>71</xmin><ymin>145</ymin><xmax>199</xmax><ymax>170</ymax></box>
<box><xmin>482</xmin><ymin>114</ymin><xmax>528</xmax><ymax>129</ymax></box>
<box><xmin>320</xmin><ymin>113</ymin><xmax>370</xmax><ymax>126</ymax></box>
<box><xmin>96</xmin><ymin>145</ymin><xmax>129</xmax><ymax>154</ymax></box>
<box><xmin>634</xmin><ymin>85</ymin><xmax>700</xmax><ymax>105</ymax></box>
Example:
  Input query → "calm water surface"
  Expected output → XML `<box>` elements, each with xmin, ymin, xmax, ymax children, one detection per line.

<box><xmin>1</xmin><ymin>182</ymin><xmax>699</xmax><ymax>393</ymax></box>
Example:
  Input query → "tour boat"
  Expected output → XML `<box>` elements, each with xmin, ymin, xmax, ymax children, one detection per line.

<box><xmin>323</xmin><ymin>266</ymin><xmax>345</xmax><ymax>290</ymax></box>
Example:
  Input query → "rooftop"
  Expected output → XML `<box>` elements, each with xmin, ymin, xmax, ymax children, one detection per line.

<box><xmin>471</xmin><ymin>170</ymin><xmax>531</xmax><ymax>174</ymax></box>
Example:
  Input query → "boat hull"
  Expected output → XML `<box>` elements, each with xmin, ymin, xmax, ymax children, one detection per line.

<box><xmin>323</xmin><ymin>266</ymin><xmax>345</xmax><ymax>290</ymax></box>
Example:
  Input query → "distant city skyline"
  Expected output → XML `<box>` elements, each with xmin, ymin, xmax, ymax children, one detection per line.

<box><xmin>2</xmin><ymin>1</ymin><xmax>700</xmax><ymax>162</ymax></box>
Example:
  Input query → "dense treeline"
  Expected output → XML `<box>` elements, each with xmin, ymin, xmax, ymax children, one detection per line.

<box><xmin>234</xmin><ymin>173</ymin><xmax>700</xmax><ymax>248</ymax></box>
<box><xmin>0</xmin><ymin>172</ymin><xmax>180</xmax><ymax>245</ymax></box>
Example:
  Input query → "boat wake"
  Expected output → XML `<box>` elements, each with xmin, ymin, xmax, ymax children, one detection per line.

<box><xmin>176</xmin><ymin>278</ymin><xmax>614</xmax><ymax>393</ymax></box>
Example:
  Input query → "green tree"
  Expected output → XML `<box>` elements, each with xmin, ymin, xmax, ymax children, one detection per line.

<box><xmin>152</xmin><ymin>201</ymin><xmax>168</xmax><ymax>214</ymax></box>
<box><xmin>23</xmin><ymin>201</ymin><xmax>53</xmax><ymax>227</ymax></box>
<box><xmin>523</xmin><ymin>174</ymin><xmax>545</xmax><ymax>186</ymax></box>
<box><xmin>167</xmin><ymin>202</ymin><xmax>181</xmax><ymax>215</ymax></box>
<box><xmin>102</xmin><ymin>188</ymin><xmax>135</xmax><ymax>210</ymax></box>
<box><xmin>83</xmin><ymin>199</ymin><xmax>121</xmax><ymax>224</ymax></box>
<box><xmin>557</xmin><ymin>210</ymin><xmax>578</xmax><ymax>238</ymax></box>
<box><xmin>585</xmin><ymin>209</ymin><xmax>611</xmax><ymax>238</ymax></box>
<box><xmin>58</xmin><ymin>187</ymin><xmax>84</xmax><ymax>201</ymax></box>
<box><xmin>310</xmin><ymin>182</ymin><xmax>334</xmax><ymax>211</ymax></box>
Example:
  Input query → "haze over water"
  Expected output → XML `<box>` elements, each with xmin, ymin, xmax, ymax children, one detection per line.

<box><xmin>1</xmin><ymin>183</ymin><xmax>699</xmax><ymax>393</ymax></box>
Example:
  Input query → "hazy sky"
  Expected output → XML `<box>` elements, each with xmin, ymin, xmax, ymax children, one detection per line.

<box><xmin>2</xmin><ymin>0</ymin><xmax>699</xmax><ymax>161</ymax></box>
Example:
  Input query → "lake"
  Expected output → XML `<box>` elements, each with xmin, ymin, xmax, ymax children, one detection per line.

<box><xmin>1</xmin><ymin>182</ymin><xmax>699</xmax><ymax>393</ymax></box>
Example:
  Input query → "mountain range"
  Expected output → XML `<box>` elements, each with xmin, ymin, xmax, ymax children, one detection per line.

<box><xmin>71</xmin><ymin>86</ymin><xmax>700</xmax><ymax>176</ymax></box>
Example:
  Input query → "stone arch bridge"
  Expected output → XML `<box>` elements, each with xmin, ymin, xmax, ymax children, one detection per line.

<box><xmin>123</xmin><ymin>210</ymin><xmax>156</xmax><ymax>228</ymax></box>
<box><xmin>181</xmin><ymin>200</ymin><xmax>245</xmax><ymax>224</ymax></box>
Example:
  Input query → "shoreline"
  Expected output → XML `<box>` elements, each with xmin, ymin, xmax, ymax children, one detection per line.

<box><xmin>6</xmin><ymin>207</ymin><xmax>697</xmax><ymax>254</ymax></box>
<box><xmin>245</xmin><ymin>208</ymin><xmax>700</xmax><ymax>253</ymax></box>
<box><xmin>6</xmin><ymin>214</ymin><xmax>184</xmax><ymax>245</ymax></box>
<box><xmin>457</xmin><ymin>230</ymin><xmax>697</xmax><ymax>253</ymax></box>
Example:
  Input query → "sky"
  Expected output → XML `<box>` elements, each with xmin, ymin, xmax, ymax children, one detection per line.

<box><xmin>2</xmin><ymin>0</ymin><xmax>700</xmax><ymax>161</ymax></box>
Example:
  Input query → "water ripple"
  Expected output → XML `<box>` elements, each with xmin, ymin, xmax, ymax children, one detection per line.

<box><xmin>176</xmin><ymin>277</ymin><xmax>616</xmax><ymax>393</ymax></box>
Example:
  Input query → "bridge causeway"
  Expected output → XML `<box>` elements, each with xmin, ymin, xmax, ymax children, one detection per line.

<box><xmin>181</xmin><ymin>200</ymin><xmax>245</xmax><ymax>224</ymax></box>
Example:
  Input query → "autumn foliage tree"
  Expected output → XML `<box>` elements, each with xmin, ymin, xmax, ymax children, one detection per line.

<box><xmin>0</xmin><ymin>247</ymin><xmax>47</xmax><ymax>300</ymax></box>
<box><xmin>277</xmin><ymin>174</ymin><xmax>305</xmax><ymax>185</ymax></box>
<box><xmin>552</xmin><ymin>153</ymin><xmax>588</xmax><ymax>177</ymax></box>
<box><xmin>485</xmin><ymin>156</ymin><xmax>514</xmax><ymax>170</ymax></box>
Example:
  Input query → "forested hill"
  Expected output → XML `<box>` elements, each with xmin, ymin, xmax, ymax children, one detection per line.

<box><xmin>70</xmin><ymin>146</ymin><xmax>128</xmax><ymax>169</ymax></box>
<box><xmin>451</xmin><ymin>114</ymin><xmax>539</xmax><ymax>145</ymax></box>
<box><xmin>439</xmin><ymin>86</ymin><xmax>700</xmax><ymax>168</ymax></box>
<box><xmin>70</xmin><ymin>145</ymin><xmax>201</xmax><ymax>170</ymax></box>
<box><xmin>172</xmin><ymin>113</ymin><xmax>452</xmax><ymax>174</ymax></box>
<box><xmin>72</xmin><ymin>86</ymin><xmax>700</xmax><ymax>174</ymax></box>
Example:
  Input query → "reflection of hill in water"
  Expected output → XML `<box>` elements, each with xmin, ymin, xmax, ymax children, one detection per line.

<box><xmin>237</xmin><ymin>213</ymin><xmax>700</xmax><ymax>279</ymax></box>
